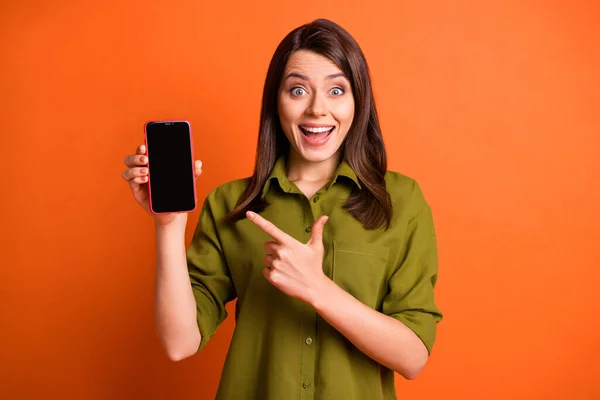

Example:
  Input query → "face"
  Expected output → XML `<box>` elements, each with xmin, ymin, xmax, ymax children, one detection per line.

<box><xmin>278</xmin><ymin>50</ymin><xmax>355</xmax><ymax>163</ymax></box>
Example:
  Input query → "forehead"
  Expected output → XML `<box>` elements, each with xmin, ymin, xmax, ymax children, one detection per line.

<box><xmin>284</xmin><ymin>50</ymin><xmax>344</xmax><ymax>78</ymax></box>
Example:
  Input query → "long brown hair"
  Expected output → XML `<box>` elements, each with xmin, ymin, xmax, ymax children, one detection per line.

<box><xmin>226</xmin><ymin>18</ymin><xmax>392</xmax><ymax>230</ymax></box>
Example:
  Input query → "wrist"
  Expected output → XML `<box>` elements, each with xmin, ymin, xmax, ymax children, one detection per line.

<box><xmin>154</xmin><ymin>212</ymin><xmax>188</xmax><ymax>228</ymax></box>
<box><xmin>308</xmin><ymin>274</ymin><xmax>335</xmax><ymax>311</ymax></box>
<box><xmin>154</xmin><ymin>214</ymin><xmax>188</xmax><ymax>238</ymax></box>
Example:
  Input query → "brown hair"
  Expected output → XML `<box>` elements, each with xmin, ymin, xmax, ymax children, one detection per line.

<box><xmin>226</xmin><ymin>18</ymin><xmax>392</xmax><ymax>230</ymax></box>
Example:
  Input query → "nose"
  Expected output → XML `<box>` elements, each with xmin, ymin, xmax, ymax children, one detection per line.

<box><xmin>305</xmin><ymin>91</ymin><xmax>328</xmax><ymax>117</ymax></box>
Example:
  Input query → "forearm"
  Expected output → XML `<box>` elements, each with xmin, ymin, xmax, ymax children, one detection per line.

<box><xmin>310</xmin><ymin>277</ymin><xmax>428</xmax><ymax>380</ymax></box>
<box><xmin>154</xmin><ymin>215</ymin><xmax>201</xmax><ymax>361</ymax></box>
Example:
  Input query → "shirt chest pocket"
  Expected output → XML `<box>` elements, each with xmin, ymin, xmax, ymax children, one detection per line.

<box><xmin>331</xmin><ymin>240</ymin><xmax>390</xmax><ymax>310</ymax></box>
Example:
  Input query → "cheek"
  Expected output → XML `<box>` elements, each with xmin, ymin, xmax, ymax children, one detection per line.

<box><xmin>334</xmin><ymin>99</ymin><xmax>355</xmax><ymax>127</ymax></box>
<box><xmin>277</xmin><ymin>97</ymin><xmax>294</xmax><ymax>141</ymax></box>
<box><xmin>278</xmin><ymin>97</ymin><xmax>303</xmax><ymax>129</ymax></box>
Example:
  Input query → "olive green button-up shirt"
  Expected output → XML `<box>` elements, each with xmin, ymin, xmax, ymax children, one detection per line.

<box><xmin>186</xmin><ymin>156</ymin><xmax>442</xmax><ymax>400</ymax></box>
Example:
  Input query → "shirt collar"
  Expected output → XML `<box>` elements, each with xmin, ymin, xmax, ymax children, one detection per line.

<box><xmin>330</xmin><ymin>157</ymin><xmax>362</xmax><ymax>190</ymax></box>
<box><xmin>261</xmin><ymin>155</ymin><xmax>361</xmax><ymax>199</ymax></box>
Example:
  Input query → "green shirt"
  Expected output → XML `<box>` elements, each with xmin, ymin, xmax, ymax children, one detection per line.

<box><xmin>186</xmin><ymin>156</ymin><xmax>443</xmax><ymax>400</ymax></box>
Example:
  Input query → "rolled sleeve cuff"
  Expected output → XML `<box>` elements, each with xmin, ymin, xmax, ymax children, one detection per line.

<box><xmin>390</xmin><ymin>310</ymin><xmax>439</xmax><ymax>355</ymax></box>
<box><xmin>192</xmin><ymin>287</ymin><xmax>222</xmax><ymax>352</ymax></box>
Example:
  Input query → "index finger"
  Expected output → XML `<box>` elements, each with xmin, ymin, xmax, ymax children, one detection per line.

<box><xmin>123</xmin><ymin>145</ymin><xmax>147</xmax><ymax>167</ymax></box>
<box><xmin>246</xmin><ymin>211</ymin><xmax>292</xmax><ymax>244</ymax></box>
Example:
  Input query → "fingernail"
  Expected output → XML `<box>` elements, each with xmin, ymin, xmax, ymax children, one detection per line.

<box><xmin>247</xmin><ymin>211</ymin><xmax>255</xmax><ymax>219</ymax></box>
<box><xmin>141</xmin><ymin>156</ymin><xmax>147</xmax><ymax>163</ymax></box>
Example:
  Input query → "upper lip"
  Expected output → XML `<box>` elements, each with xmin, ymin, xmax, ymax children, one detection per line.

<box><xmin>299</xmin><ymin>123</ymin><xmax>335</xmax><ymax>128</ymax></box>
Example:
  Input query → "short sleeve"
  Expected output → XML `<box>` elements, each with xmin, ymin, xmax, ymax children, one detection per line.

<box><xmin>382</xmin><ymin>185</ymin><xmax>443</xmax><ymax>355</ymax></box>
<box><xmin>186</xmin><ymin>193</ymin><xmax>237</xmax><ymax>351</ymax></box>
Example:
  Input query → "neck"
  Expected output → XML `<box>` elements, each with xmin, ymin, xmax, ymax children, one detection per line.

<box><xmin>286</xmin><ymin>149</ymin><xmax>342</xmax><ymax>184</ymax></box>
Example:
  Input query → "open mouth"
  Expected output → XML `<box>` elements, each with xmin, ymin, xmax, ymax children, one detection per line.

<box><xmin>299</xmin><ymin>125</ymin><xmax>335</xmax><ymax>141</ymax></box>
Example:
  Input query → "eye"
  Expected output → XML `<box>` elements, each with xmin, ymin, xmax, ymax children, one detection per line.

<box><xmin>291</xmin><ymin>87</ymin><xmax>307</xmax><ymax>96</ymax></box>
<box><xmin>329</xmin><ymin>87</ymin><xmax>344</xmax><ymax>96</ymax></box>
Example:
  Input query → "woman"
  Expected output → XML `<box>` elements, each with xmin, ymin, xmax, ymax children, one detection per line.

<box><xmin>122</xmin><ymin>18</ymin><xmax>442</xmax><ymax>400</ymax></box>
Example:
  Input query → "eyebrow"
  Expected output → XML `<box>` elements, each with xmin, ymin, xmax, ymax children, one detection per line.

<box><xmin>285</xmin><ymin>72</ymin><xmax>347</xmax><ymax>81</ymax></box>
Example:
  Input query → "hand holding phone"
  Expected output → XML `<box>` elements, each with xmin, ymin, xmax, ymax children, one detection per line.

<box><xmin>122</xmin><ymin>121</ymin><xmax>202</xmax><ymax>224</ymax></box>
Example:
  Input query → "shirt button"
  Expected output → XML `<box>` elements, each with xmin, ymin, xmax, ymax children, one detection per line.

<box><xmin>313</xmin><ymin>196</ymin><xmax>320</xmax><ymax>203</ymax></box>
<box><xmin>305</xmin><ymin>337</ymin><xmax>313</xmax><ymax>345</ymax></box>
<box><xmin>302</xmin><ymin>382</ymin><xmax>310</xmax><ymax>389</ymax></box>
<box><xmin>305</xmin><ymin>226</ymin><xmax>312</xmax><ymax>233</ymax></box>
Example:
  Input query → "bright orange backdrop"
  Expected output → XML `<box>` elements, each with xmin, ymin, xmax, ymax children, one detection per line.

<box><xmin>1</xmin><ymin>1</ymin><xmax>599</xmax><ymax>398</ymax></box>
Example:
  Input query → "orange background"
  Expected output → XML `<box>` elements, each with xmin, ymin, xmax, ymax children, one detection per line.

<box><xmin>1</xmin><ymin>1</ymin><xmax>599</xmax><ymax>398</ymax></box>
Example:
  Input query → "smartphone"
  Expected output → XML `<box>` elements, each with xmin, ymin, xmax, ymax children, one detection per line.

<box><xmin>144</xmin><ymin>120</ymin><xmax>197</xmax><ymax>214</ymax></box>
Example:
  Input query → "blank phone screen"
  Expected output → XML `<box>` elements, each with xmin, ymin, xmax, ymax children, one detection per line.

<box><xmin>145</xmin><ymin>121</ymin><xmax>196</xmax><ymax>213</ymax></box>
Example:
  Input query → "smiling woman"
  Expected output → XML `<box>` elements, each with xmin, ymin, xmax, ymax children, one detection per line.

<box><xmin>123</xmin><ymin>17</ymin><xmax>442</xmax><ymax>400</ymax></box>
<box><xmin>227</xmin><ymin>19</ymin><xmax>393</xmax><ymax>231</ymax></box>
<box><xmin>278</xmin><ymin>54</ymin><xmax>354</xmax><ymax>161</ymax></box>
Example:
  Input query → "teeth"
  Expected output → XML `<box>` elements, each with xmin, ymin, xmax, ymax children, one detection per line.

<box><xmin>301</xmin><ymin>126</ymin><xmax>333</xmax><ymax>133</ymax></box>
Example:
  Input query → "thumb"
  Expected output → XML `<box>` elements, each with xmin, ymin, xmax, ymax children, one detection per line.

<box><xmin>308</xmin><ymin>215</ymin><xmax>329</xmax><ymax>248</ymax></box>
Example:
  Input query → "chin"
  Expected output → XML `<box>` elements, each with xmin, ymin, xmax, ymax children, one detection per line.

<box><xmin>295</xmin><ymin>145</ymin><xmax>340</xmax><ymax>163</ymax></box>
